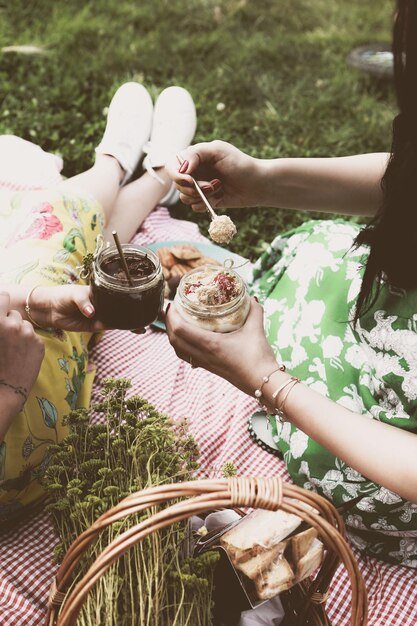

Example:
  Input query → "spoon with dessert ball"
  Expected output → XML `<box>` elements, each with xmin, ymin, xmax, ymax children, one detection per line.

<box><xmin>176</xmin><ymin>155</ymin><xmax>237</xmax><ymax>245</ymax></box>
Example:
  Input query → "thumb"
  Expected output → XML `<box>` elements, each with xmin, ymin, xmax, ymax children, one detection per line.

<box><xmin>244</xmin><ymin>298</ymin><xmax>265</xmax><ymax>330</ymax></box>
<box><xmin>75</xmin><ymin>291</ymin><xmax>95</xmax><ymax>318</ymax></box>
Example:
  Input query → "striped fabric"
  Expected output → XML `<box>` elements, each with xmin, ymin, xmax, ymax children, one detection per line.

<box><xmin>0</xmin><ymin>142</ymin><xmax>416</xmax><ymax>625</ymax></box>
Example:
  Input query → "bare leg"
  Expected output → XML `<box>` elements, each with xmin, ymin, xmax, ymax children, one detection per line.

<box><xmin>58</xmin><ymin>154</ymin><xmax>124</xmax><ymax>222</ymax></box>
<box><xmin>104</xmin><ymin>167</ymin><xmax>171</xmax><ymax>243</ymax></box>
<box><xmin>57</xmin><ymin>153</ymin><xmax>171</xmax><ymax>242</ymax></box>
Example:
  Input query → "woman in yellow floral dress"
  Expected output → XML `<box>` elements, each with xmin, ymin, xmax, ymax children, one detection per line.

<box><xmin>0</xmin><ymin>82</ymin><xmax>197</xmax><ymax>520</ymax></box>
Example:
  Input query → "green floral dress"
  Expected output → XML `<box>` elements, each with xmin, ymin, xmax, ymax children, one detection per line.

<box><xmin>251</xmin><ymin>219</ymin><xmax>417</xmax><ymax>567</ymax></box>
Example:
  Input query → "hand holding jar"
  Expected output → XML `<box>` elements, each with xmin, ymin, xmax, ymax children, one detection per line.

<box><xmin>166</xmin><ymin>296</ymin><xmax>278</xmax><ymax>397</ymax></box>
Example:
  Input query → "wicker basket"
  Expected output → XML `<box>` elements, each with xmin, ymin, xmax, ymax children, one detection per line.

<box><xmin>46</xmin><ymin>477</ymin><xmax>368</xmax><ymax>626</ymax></box>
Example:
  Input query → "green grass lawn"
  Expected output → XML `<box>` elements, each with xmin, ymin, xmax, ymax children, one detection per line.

<box><xmin>0</xmin><ymin>0</ymin><xmax>395</xmax><ymax>259</ymax></box>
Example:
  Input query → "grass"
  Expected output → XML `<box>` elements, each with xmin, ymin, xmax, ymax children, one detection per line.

<box><xmin>0</xmin><ymin>0</ymin><xmax>395</xmax><ymax>259</ymax></box>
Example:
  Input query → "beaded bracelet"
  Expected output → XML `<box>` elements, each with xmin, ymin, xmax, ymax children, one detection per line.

<box><xmin>24</xmin><ymin>286</ymin><xmax>43</xmax><ymax>329</ymax></box>
<box><xmin>254</xmin><ymin>364</ymin><xmax>286</xmax><ymax>407</ymax></box>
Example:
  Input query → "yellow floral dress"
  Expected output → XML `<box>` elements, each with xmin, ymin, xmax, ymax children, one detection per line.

<box><xmin>0</xmin><ymin>189</ymin><xmax>104</xmax><ymax>521</ymax></box>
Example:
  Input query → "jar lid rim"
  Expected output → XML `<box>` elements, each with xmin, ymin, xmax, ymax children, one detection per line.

<box><xmin>93</xmin><ymin>244</ymin><xmax>161</xmax><ymax>288</ymax></box>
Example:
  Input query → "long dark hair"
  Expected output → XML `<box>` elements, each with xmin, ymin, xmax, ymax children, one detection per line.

<box><xmin>353</xmin><ymin>0</ymin><xmax>417</xmax><ymax>322</ymax></box>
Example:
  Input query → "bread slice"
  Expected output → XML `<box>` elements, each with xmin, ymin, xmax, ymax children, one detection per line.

<box><xmin>296</xmin><ymin>538</ymin><xmax>324</xmax><ymax>581</ymax></box>
<box><xmin>235</xmin><ymin>540</ymin><xmax>286</xmax><ymax>580</ymax></box>
<box><xmin>220</xmin><ymin>509</ymin><xmax>302</xmax><ymax>565</ymax></box>
<box><xmin>290</xmin><ymin>527</ymin><xmax>318</xmax><ymax>564</ymax></box>
<box><xmin>254</xmin><ymin>556</ymin><xmax>295</xmax><ymax>600</ymax></box>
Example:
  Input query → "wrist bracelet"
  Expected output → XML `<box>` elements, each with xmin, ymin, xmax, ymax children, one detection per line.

<box><xmin>25</xmin><ymin>286</ymin><xmax>43</xmax><ymax>329</ymax></box>
<box><xmin>254</xmin><ymin>364</ymin><xmax>286</xmax><ymax>407</ymax></box>
<box><xmin>0</xmin><ymin>379</ymin><xmax>28</xmax><ymax>403</ymax></box>
<box><xmin>271</xmin><ymin>376</ymin><xmax>293</xmax><ymax>401</ymax></box>
<box><xmin>274</xmin><ymin>377</ymin><xmax>300</xmax><ymax>424</ymax></box>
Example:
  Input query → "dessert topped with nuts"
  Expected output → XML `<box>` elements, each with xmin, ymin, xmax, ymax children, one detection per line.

<box><xmin>175</xmin><ymin>265</ymin><xmax>250</xmax><ymax>333</ymax></box>
<box><xmin>183</xmin><ymin>270</ymin><xmax>240</xmax><ymax>306</ymax></box>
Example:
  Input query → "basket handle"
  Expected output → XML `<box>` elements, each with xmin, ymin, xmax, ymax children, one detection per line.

<box><xmin>47</xmin><ymin>477</ymin><xmax>368</xmax><ymax>626</ymax></box>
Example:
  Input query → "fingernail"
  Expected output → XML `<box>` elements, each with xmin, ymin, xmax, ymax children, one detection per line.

<box><xmin>84</xmin><ymin>305</ymin><xmax>94</xmax><ymax>317</ymax></box>
<box><xmin>179</xmin><ymin>160</ymin><xmax>189</xmax><ymax>174</ymax></box>
<box><xmin>201</xmin><ymin>184</ymin><xmax>213</xmax><ymax>192</ymax></box>
<box><xmin>210</xmin><ymin>179</ymin><xmax>222</xmax><ymax>190</ymax></box>
<box><xmin>254</xmin><ymin>296</ymin><xmax>259</xmax><ymax>303</ymax></box>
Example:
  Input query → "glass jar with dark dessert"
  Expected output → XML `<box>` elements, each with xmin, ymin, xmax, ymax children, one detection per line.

<box><xmin>174</xmin><ymin>266</ymin><xmax>250</xmax><ymax>333</ymax></box>
<box><xmin>90</xmin><ymin>244</ymin><xmax>164</xmax><ymax>329</ymax></box>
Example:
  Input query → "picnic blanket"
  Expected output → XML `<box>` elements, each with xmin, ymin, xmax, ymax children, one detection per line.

<box><xmin>0</xmin><ymin>137</ymin><xmax>416</xmax><ymax>625</ymax></box>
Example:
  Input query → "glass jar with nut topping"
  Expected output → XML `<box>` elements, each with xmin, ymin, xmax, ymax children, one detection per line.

<box><xmin>174</xmin><ymin>266</ymin><xmax>250</xmax><ymax>333</ymax></box>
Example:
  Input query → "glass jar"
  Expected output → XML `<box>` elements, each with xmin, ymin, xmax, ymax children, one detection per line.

<box><xmin>90</xmin><ymin>244</ymin><xmax>164</xmax><ymax>329</ymax></box>
<box><xmin>174</xmin><ymin>266</ymin><xmax>250</xmax><ymax>333</ymax></box>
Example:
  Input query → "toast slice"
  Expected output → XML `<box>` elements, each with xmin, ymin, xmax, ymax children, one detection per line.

<box><xmin>290</xmin><ymin>527</ymin><xmax>318</xmax><ymax>564</ymax></box>
<box><xmin>254</xmin><ymin>556</ymin><xmax>295</xmax><ymax>600</ymax></box>
<box><xmin>220</xmin><ymin>509</ymin><xmax>302</xmax><ymax>565</ymax></box>
<box><xmin>235</xmin><ymin>540</ymin><xmax>286</xmax><ymax>580</ymax></box>
<box><xmin>296</xmin><ymin>538</ymin><xmax>324</xmax><ymax>581</ymax></box>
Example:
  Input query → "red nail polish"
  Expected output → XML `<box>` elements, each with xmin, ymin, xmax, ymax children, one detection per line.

<box><xmin>201</xmin><ymin>184</ymin><xmax>213</xmax><ymax>192</ymax></box>
<box><xmin>179</xmin><ymin>160</ymin><xmax>189</xmax><ymax>174</ymax></box>
<box><xmin>210</xmin><ymin>179</ymin><xmax>222</xmax><ymax>190</ymax></box>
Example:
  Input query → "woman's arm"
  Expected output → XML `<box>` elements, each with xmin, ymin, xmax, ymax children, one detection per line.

<box><xmin>170</xmin><ymin>141</ymin><xmax>389</xmax><ymax>217</ymax></box>
<box><xmin>166</xmin><ymin>300</ymin><xmax>417</xmax><ymax>504</ymax></box>
<box><xmin>0</xmin><ymin>292</ymin><xmax>45</xmax><ymax>441</ymax></box>
<box><xmin>257</xmin><ymin>152</ymin><xmax>389</xmax><ymax>216</ymax></box>
<box><xmin>261</xmin><ymin>370</ymin><xmax>417</xmax><ymax>503</ymax></box>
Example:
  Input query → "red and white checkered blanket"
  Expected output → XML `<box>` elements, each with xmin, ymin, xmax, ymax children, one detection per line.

<box><xmin>1</xmin><ymin>138</ymin><xmax>416</xmax><ymax>625</ymax></box>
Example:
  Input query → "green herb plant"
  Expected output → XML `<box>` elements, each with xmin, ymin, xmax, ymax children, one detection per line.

<box><xmin>43</xmin><ymin>377</ymin><xmax>218</xmax><ymax>626</ymax></box>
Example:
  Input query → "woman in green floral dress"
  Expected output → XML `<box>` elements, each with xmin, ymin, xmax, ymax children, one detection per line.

<box><xmin>166</xmin><ymin>1</ymin><xmax>417</xmax><ymax>567</ymax></box>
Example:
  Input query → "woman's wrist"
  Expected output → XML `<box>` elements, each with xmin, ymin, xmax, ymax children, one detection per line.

<box><xmin>253</xmin><ymin>158</ymin><xmax>289</xmax><ymax>208</ymax></box>
<box><xmin>0</xmin><ymin>387</ymin><xmax>25</xmax><ymax>440</ymax></box>
<box><xmin>27</xmin><ymin>285</ymin><xmax>52</xmax><ymax>327</ymax></box>
<box><xmin>250</xmin><ymin>364</ymin><xmax>291</xmax><ymax>411</ymax></box>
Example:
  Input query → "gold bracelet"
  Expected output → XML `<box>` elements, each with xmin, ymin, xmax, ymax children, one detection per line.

<box><xmin>254</xmin><ymin>364</ymin><xmax>286</xmax><ymax>407</ymax></box>
<box><xmin>271</xmin><ymin>377</ymin><xmax>293</xmax><ymax>401</ymax></box>
<box><xmin>24</xmin><ymin>285</ymin><xmax>43</xmax><ymax>329</ymax></box>
<box><xmin>274</xmin><ymin>377</ymin><xmax>300</xmax><ymax>424</ymax></box>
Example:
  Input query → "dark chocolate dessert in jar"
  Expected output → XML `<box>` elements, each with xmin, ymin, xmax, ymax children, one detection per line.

<box><xmin>90</xmin><ymin>244</ymin><xmax>164</xmax><ymax>329</ymax></box>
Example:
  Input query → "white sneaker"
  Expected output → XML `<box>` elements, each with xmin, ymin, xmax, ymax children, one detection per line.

<box><xmin>143</xmin><ymin>86</ymin><xmax>197</xmax><ymax>205</ymax></box>
<box><xmin>95</xmin><ymin>82</ymin><xmax>153</xmax><ymax>186</ymax></box>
